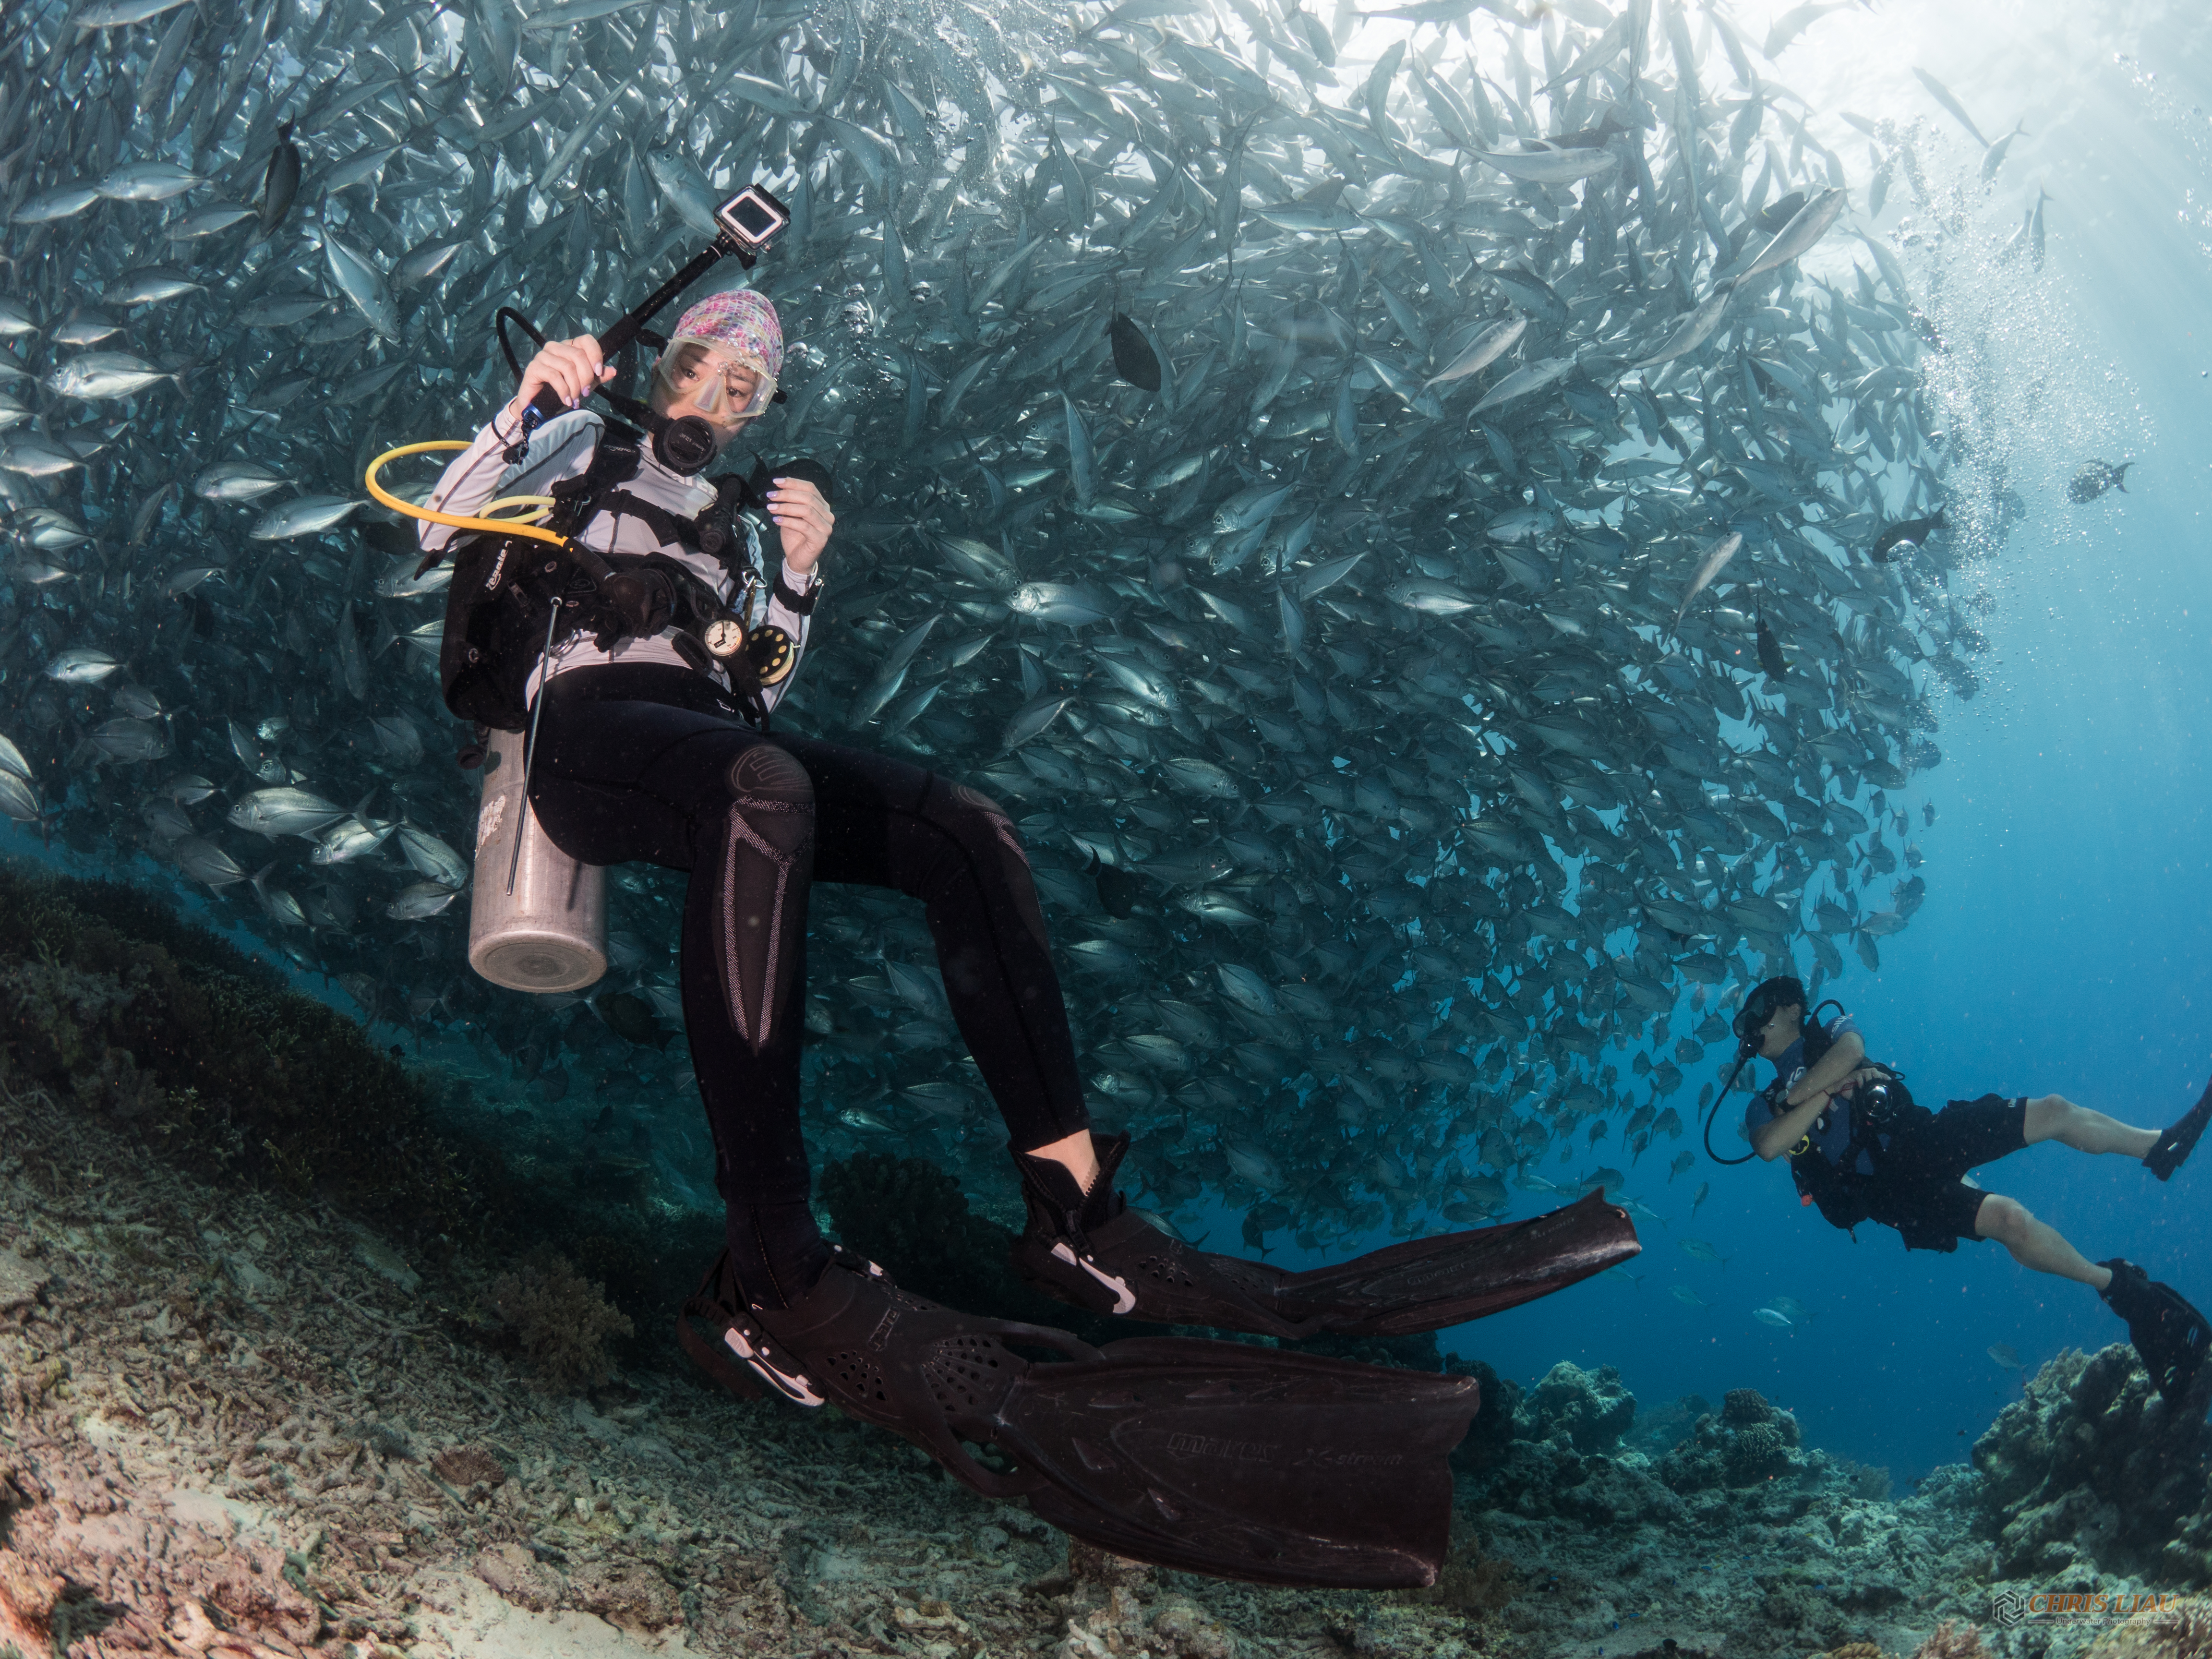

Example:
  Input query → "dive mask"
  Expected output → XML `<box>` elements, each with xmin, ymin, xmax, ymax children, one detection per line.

<box><xmin>653</xmin><ymin>338</ymin><xmax>777</xmax><ymax>421</ymax></box>
<box><xmin>1732</xmin><ymin>974</ymin><xmax>1808</xmax><ymax>1049</ymax></box>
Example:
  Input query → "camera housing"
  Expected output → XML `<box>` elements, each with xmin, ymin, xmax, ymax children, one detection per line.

<box><xmin>714</xmin><ymin>185</ymin><xmax>790</xmax><ymax>267</ymax></box>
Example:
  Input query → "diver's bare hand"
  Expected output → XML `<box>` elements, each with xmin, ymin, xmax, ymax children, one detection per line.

<box><xmin>770</xmin><ymin>477</ymin><xmax>834</xmax><ymax>575</ymax></box>
<box><xmin>508</xmin><ymin>334</ymin><xmax>613</xmax><ymax>425</ymax></box>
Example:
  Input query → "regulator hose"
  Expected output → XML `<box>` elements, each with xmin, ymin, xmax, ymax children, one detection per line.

<box><xmin>363</xmin><ymin>440</ymin><xmax>567</xmax><ymax>547</ymax></box>
<box><xmin>1702</xmin><ymin>1045</ymin><xmax>1762</xmax><ymax>1166</ymax></box>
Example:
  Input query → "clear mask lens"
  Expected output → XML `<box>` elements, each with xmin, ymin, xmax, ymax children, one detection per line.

<box><xmin>655</xmin><ymin>348</ymin><xmax>774</xmax><ymax>421</ymax></box>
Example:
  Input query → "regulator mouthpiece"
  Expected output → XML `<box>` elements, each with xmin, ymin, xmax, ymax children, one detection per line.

<box><xmin>653</xmin><ymin>415</ymin><xmax>719</xmax><ymax>476</ymax></box>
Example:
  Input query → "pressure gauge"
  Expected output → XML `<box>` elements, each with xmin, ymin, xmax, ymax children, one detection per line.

<box><xmin>703</xmin><ymin>617</ymin><xmax>747</xmax><ymax>659</ymax></box>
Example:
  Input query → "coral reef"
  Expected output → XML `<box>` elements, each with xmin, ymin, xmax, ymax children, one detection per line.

<box><xmin>1626</xmin><ymin>1391</ymin><xmax>1713</xmax><ymax>1457</ymax></box>
<box><xmin>0</xmin><ymin>1028</ymin><xmax>2186</xmax><ymax>1659</ymax></box>
<box><xmin>1911</xmin><ymin>1619</ymin><xmax>1986</xmax><ymax>1657</ymax></box>
<box><xmin>1656</xmin><ymin>1386</ymin><xmax>1806</xmax><ymax>1493</ymax></box>
<box><xmin>1445</xmin><ymin>1356</ymin><xmax>1521</xmax><ymax>1473</ymax></box>
<box><xmin>5</xmin><ymin>869</ymin><xmax>2209</xmax><ymax>1659</ymax></box>
<box><xmin>487</xmin><ymin>1248</ymin><xmax>638</xmax><ymax>1391</ymax></box>
<box><xmin>0</xmin><ymin>861</ymin><xmax>503</xmax><ymax>1254</ymax></box>
<box><xmin>1525</xmin><ymin>1359</ymin><xmax>1638</xmax><ymax>1452</ymax></box>
<box><xmin>2081</xmin><ymin>1595</ymin><xmax>2212</xmax><ymax>1659</ymax></box>
<box><xmin>1972</xmin><ymin>1345</ymin><xmax>2212</xmax><ymax>1586</ymax></box>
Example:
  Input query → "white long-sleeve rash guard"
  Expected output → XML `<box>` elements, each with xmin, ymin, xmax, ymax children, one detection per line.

<box><xmin>417</xmin><ymin>404</ymin><xmax>819</xmax><ymax>712</ymax></box>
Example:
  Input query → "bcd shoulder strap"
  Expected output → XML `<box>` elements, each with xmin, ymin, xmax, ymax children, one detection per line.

<box><xmin>546</xmin><ymin>422</ymin><xmax>645</xmax><ymax>535</ymax></box>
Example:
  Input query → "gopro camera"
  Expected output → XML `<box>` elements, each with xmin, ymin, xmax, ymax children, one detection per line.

<box><xmin>714</xmin><ymin>185</ymin><xmax>790</xmax><ymax>267</ymax></box>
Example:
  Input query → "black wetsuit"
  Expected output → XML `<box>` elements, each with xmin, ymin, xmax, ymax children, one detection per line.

<box><xmin>526</xmin><ymin>665</ymin><xmax>1091</xmax><ymax>1305</ymax></box>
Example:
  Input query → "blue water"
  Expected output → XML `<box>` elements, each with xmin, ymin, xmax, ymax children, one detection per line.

<box><xmin>1417</xmin><ymin>18</ymin><xmax>2212</xmax><ymax>1487</ymax></box>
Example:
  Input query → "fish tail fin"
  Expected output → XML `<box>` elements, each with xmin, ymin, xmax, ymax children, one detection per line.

<box><xmin>2116</xmin><ymin>462</ymin><xmax>2132</xmax><ymax>491</ymax></box>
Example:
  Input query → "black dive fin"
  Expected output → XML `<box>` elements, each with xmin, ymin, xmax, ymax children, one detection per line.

<box><xmin>2145</xmin><ymin>1076</ymin><xmax>2212</xmax><ymax>1180</ymax></box>
<box><xmin>678</xmin><ymin>1252</ymin><xmax>1477</xmax><ymax>1588</ymax></box>
<box><xmin>2100</xmin><ymin>1259</ymin><xmax>2212</xmax><ymax>1407</ymax></box>
<box><xmin>1013</xmin><ymin>1135</ymin><xmax>1641</xmax><ymax>1341</ymax></box>
<box><xmin>999</xmin><ymin>1337</ymin><xmax>1477</xmax><ymax>1588</ymax></box>
<box><xmin>1267</xmin><ymin>1189</ymin><xmax>1644</xmax><ymax>1338</ymax></box>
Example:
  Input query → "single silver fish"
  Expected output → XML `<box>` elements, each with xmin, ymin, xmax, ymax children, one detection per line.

<box><xmin>228</xmin><ymin>787</ymin><xmax>347</xmax><ymax>837</ymax></box>
<box><xmin>47</xmin><ymin>352</ymin><xmax>180</xmax><ymax>400</ymax></box>
<box><xmin>11</xmin><ymin>187</ymin><xmax>100</xmax><ymax>224</ymax></box>
<box><xmin>322</xmin><ymin>233</ymin><xmax>399</xmax><ymax>339</ymax></box>
<box><xmin>1009</xmin><ymin>582</ymin><xmax>1111</xmax><ymax>626</ymax></box>
<box><xmin>46</xmin><ymin>646</ymin><xmax>121</xmax><ymax>683</ymax></box>
<box><xmin>1</xmin><ymin>436</ymin><xmax>87</xmax><ymax>477</ymax></box>
<box><xmin>95</xmin><ymin>161</ymin><xmax>204</xmax><ymax>201</ymax></box>
<box><xmin>1424</xmin><ymin>315</ymin><xmax>1527</xmax><ymax>388</ymax></box>
<box><xmin>1471</xmin><ymin>146</ymin><xmax>1620</xmax><ymax>185</ymax></box>
<box><xmin>248</xmin><ymin>494</ymin><xmax>364</xmax><ymax>539</ymax></box>
<box><xmin>1672</xmin><ymin>532</ymin><xmax>1744</xmax><ymax>629</ymax></box>
<box><xmin>172</xmin><ymin>836</ymin><xmax>249</xmax><ymax>887</ymax></box>
<box><xmin>193</xmin><ymin>460</ymin><xmax>289</xmax><ymax>503</ymax></box>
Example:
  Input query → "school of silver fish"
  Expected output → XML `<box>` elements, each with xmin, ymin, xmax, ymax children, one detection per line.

<box><xmin>0</xmin><ymin>0</ymin><xmax>2041</xmax><ymax>1250</ymax></box>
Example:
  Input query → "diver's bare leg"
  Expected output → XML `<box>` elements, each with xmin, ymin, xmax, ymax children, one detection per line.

<box><xmin>2023</xmin><ymin>1095</ymin><xmax>2160</xmax><ymax>1158</ymax></box>
<box><xmin>1974</xmin><ymin>1193</ymin><xmax>2112</xmax><ymax>1289</ymax></box>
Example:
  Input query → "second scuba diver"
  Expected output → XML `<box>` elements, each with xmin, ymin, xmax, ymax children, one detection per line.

<box><xmin>416</xmin><ymin>288</ymin><xmax>1639</xmax><ymax>1586</ymax></box>
<box><xmin>1735</xmin><ymin>975</ymin><xmax>2212</xmax><ymax>1406</ymax></box>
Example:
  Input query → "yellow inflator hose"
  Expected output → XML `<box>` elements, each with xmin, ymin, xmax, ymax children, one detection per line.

<box><xmin>364</xmin><ymin>440</ymin><xmax>565</xmax><ymax>544</ymax></box>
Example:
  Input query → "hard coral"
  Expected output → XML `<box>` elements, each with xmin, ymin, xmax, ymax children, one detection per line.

<box><xmin>1973</xmin><ymin>1343</ymin><xmax>2212</xmax><ymax>1582</ymax></box>
<box><xmin>487</xmin><ymin>1248</ymin><xmax>635</xmax><ymax>1390</ymax></box>
<box><xmin>1523</xmin><ymin>1360</ymin><xmax>1638</xmax><ymax>1452</ymax></box>
<box><xmin>2082</xmin><ymin>1595</ymin><xmax>2212</xmax><ymax>1659</ymax></box>
<box><xmin>1724</xmin><ymin>1387</ymin><xmax>1777</xmax><ymax>1427</ymax></box>
<box><xmin>1402</xmin><ymin>1540</ymin><xmax>1520</xmax><ymax>1614</ymax></box>
<box><xmin>1726</xmin><ymin>1422</ymin><xmax>1790</xmax><ymax>1487</ymax></box>
<box><xmin>1910</xmin><ymin>1620</ymin><xmax>1985</xmax><ymax>1659</ymax></box>
<box><xmin>431</xmin><ymin>1445</ymin><xmax>508</xmax><ymax>1489</ymax></box>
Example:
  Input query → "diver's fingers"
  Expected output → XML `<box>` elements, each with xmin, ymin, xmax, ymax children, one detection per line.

<box><xmin>519</xmin><ymin>338</ymin><xmax>606</xmax><ymax>409</ymax></box>
<box><xmin>769</xmin><ymin>481</ymin><xmax>833</xmax><ymax>569</ymax></box>
<box><xmin>767</xmin><ymin>479</ymin><xmax>830</xmax><ymax>520</ymax></box>
<box><xmin>768</xmin><ymin>482</ymin><xmax>833</xmax><ymax>544</ymax></box>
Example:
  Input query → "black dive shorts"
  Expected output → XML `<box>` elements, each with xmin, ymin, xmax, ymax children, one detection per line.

<box><xmin>1862</xmin><ymin>1094</ymin><xmax>2030</xmax><ymax>1253</ymax></box>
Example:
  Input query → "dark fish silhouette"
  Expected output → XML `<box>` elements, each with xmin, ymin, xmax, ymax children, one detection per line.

<box><xmin>2068</xmin><ymin>459</ymin><xmax>2131</xmax><ymax>503</ymax></box>
<box><xmin>1755</xmin><ymin>611</ymin><xmax>1789</xmax><ymax>679</ymax></box>
<box><xmin>1871</xmin><ymin>510</ymin><xmax>1948</xmax><ymax>562</ymax></box>
<box><xmin>1087</xmin><ymin>850</ymin><xmax>1151</xmax><ymax>920</ymax></box>
<box><xmin>1109</xmin><ymin>313</ymin><xmax>1161</xmax><ymax>392</ymax></box>
<box><xmin>257</xmin><ymin>120</ymin><xmax>301</xmax><ymax>239</ymax></box>
<box><xmin>596</xmin><ymin>990</ymin><xmax>667</xmax><ymax>1049</ymax></box>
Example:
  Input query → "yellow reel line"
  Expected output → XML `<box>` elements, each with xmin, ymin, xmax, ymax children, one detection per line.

<box><xmin>364</xmin><ymin>440</ymin><xmax>563</xmax><ymax>543</ymax></box>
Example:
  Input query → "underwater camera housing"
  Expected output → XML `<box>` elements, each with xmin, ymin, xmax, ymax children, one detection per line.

<box><xmin>714</xmin><ymin>184</ymin><xmax>789</xmax><ymax>267</ymax></box>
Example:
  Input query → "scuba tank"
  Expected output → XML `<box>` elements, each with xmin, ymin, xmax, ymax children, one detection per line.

<box><xmin>467</xmin><ymin>725</ymin><xmax>606</xmax><ymax>993</ymax></box>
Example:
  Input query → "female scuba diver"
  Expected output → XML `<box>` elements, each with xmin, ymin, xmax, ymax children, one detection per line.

<box><xmin>416</xmin><ymin>289</ymin><xmax>1635</xmax><ymax>1585</ymax></box>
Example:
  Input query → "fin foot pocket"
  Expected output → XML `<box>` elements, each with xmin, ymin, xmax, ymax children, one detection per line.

<box><xmin>2144</xmin><ymin>1077</ymin><xmax>2212</xmax><ymax>1180</ymax></box>
<box><xmin>2099</xmin><ymin>1259</ymin><xmax>2212</xmax><ymax>1407</ymax></box>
